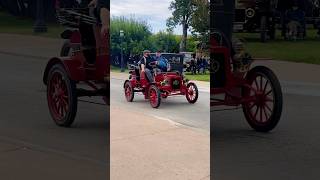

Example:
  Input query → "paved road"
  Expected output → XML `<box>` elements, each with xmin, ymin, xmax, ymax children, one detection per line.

<box><xmin>111</xmin><ymin>78</ymin><xmax>210</xmax><ymax>131</ymax></box>
<box><xmin>0</xmin><ymin>53</ymin><xmax>108</xmax><ymax>179</ymax></box>
<box><xmin>212</xmin><ymin>66</ymin><xmax>320</xmax><ymax>180</ymax></box>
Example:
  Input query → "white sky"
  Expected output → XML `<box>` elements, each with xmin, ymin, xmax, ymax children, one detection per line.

<box><xmin>110</xmin><ymin>0</ymin><xmax>182</xmax><ymax>34</ymax></box>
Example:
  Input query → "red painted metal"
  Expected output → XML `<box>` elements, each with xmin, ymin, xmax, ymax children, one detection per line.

<box><xmin>211</xmin><ymin>35</ymin><xmax>256</xmax><ymax>107</ymax></box>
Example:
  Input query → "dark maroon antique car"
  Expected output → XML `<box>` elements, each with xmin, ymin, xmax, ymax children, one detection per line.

<box><xmin>43</xmin><ymin>8</ymin><xmax>109</xmax><ymax>127</ymax></box>
<box><xmin>211</xmin><ymin>31</ymin><xmax>283</xmax><ymax>132</ymax></box>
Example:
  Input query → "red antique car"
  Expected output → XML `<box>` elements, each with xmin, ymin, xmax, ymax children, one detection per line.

<box><xmin>211</xmin><ymin>30</ymin><xmax>283</xmax><ymax>132</ymax></box>
<box><xmin>43</xmin><ymin>8</ymin><xmax>109</xmax><ymax>127</ymax></box>
<box><xmin>124</xmin><ymin>55</ymin><xmax>199</xmax><ymax>108</ymax></box>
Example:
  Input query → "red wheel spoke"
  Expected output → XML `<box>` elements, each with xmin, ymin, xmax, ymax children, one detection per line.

<box><xmin>249</xmin><ymin>102</ymin><xmax>257</xmax><ymax>110</ymax></box>
<box><xmin>61</xmin><ymin>97</ymin><xmax>68</xmax><ymax>106</ymax></box>
<box><xmin>259</xmin><ymin>106</ymin><xmax>263</xmax><ymax>122</ymax></box>
<box><xmin>62</xmin><ymin>95</ymin><xmax>68</xmax><ymax>101</ymax></box>
<box><xmin>57</xmin><ymin>101</ymin><xmax>62</xmax><ymax>116</ymax></box>
<box><xmin>260</xmin><ymin>76</ymin><xmax>263</xmax><ymax>90</ymax></box>
<box><xmin>262</xmin><ymin>106</ymin><xmax>269</xmax><ymax>122</ymax></box>
<box><xmin>263</xmin><ymin>80</ymin><xmax>269</xmax><ymax>94</ymax></box>
<box><xmin>265</xmin><ymin>89</ymin><xmax>273</xmax><ymax>96</ymax></box>
<box><xmin>265</xmin><ymin>97</ymin><xmax>274</xmax><ymax>102</ymax></box>
<box><xmin>254</xmin><ymin>106</ymin><xmax>259</xmax><ymax>120</ymax></box>
<box><xmin>254</xmin><ymin>79</ymin><xmax>259</xmax><ymax>90</ymax></box>
<box><xmin>60</xmin><ymin>104</ymin><xmax>65</xmax><ymax>117</ymax></box>
<box><xmin>264</xmin><ymin>103</ymin><xmax>273</xmax><ymax>113</ymax></box>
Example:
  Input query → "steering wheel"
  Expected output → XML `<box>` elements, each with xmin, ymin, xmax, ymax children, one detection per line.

<box><xmin>148</xmin><ymin>61</ymin><xmax>158</xmax><ymax>68</ymax></box>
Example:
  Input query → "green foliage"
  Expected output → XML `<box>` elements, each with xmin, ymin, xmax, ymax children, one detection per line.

<box><xmin>110</xmin><ymin>16</ymin><xmax>152</xmax><ymax>56</ymax></box>
<box><xmin>166</xmin><ymin>0</ymin><xmax>193</xmax><ymax>29</ymax></box>
<box><xmin>167</xmin><ymin>0</ymin><xmax>194</xmax><ymax>51</ymax></box>
<box><xmin>149</xmin><ymin>31</ymin><xmax>180</xmax><ymax>53</ymax></box>
<box><xmin>190</xmin><ymin>0</ymin><xmax>209</xmax><ymax>42</ymax></box>
<box><xmin>110</xmin><ymin>16</ymin><xmax>198</xmax><ymax>56</ymax></box>
<box><xmin>166</xmin><ymin>0</ymin><xmax>209</xmax><ymax>51</ymax></box>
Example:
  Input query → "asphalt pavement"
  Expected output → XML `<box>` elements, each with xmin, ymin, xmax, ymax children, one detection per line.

<box><xmin>212</xmin><ymin>61</ymin><xmax>320</xmax><ymax>180</ymax></box>
<box><xmin>111</xmin><ymin>77</ymin><xmax>210</xmax><ymax>131</ymax></box>
<box><xmin>0</xmin><ymin>52</ymin><xmax>108</xmax><ymax>179</ymax></box>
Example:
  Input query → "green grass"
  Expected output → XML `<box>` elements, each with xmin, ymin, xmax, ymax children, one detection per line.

<box><xmin>185</xmin><ymin>73</ymin><xmax>209</xmax><ymax>82</ymax></box>
<box><xmin>0</xmin><ymin>11</ymin><xmax>63</xmax><ymax>38</ymax></box>
<box><xmin>235</xmin><ymin>30</ymin><xmax>320</xmax><ymax>65</ymax></box>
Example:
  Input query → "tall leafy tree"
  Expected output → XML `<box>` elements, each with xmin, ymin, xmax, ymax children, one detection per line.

<box><xmin>167</xmin><ymin>0</ymin><xmax>194</xmax><ymax>52</ymax></box>
<box><xmin>110</xmin><ymin>16</ymin><xmax>153</xmax><ymax>56</ymax></box>
<box><xmin>190</xmin><ymin>0</ymin><xmax>209</xmax><ymax>44</ymax></box>
<box><xmin>149</xmin><ymin>31</ymin><xmax>180</xmax><ymax>53</ymax></box>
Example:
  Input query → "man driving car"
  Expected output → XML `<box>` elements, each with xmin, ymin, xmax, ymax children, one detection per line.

<box><xmin>139</xmin><ymin>50</ymin><xmax>156</xmax><ymax>83</ymax></box>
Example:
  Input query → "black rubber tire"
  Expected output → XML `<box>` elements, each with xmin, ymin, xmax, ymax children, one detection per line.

<box><xmin>148</xmin><ymin>85</ymin><xmax>161</xmax><ymax>108</ymax></box>
<box><xmin>47</xmin><ymin>64</ymin><xmax>77</xmax><ymax>127</ymax></box>
<box><xmin>124</xmin><ymin>81</ymin><xmax>134</xmax><ymax>102</ymax></box>
<box><xmin>242</xmin><ymin>66</ymin><xmax>283</xmax><ymax>132</ymax></box>
<box><xmin>186</xmin><ymin>82</ymin><xmax>199</xmax><ymax>104</ymax></box>
<box><xmin>60</xmin><ymin>40</ymin><xmax>71</xmax><ymax>57</ymax></box>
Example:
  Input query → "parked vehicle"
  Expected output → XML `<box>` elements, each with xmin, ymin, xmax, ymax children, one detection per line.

<box><xmin>234</xmin><ymin>0</ymin><xmax>320</xmax><ymax>41</ymax></box>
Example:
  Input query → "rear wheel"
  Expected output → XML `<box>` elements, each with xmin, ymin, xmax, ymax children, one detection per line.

<box><xmin>186</xmin><ymin>82</ymin><xmax>199</xmax><ymax>104</ymax></box>
<box><xmin>149</xmin><ymin>85</ymin><xmax>161</xmax><ymax>108</ymax></box>
<box><xmin>242</xmin><ymin>66</ymin><xmax>283</xmax><ymax>132</ymax></box>
<box><xmin>47</xmin><ymin>64</ymin><xmax>77</xmax><ymax>127</ymax></box>
<box><xmin>124</xmin><ymin>81</ymin><xmax>134</xmax><ymax>102</ymax></box>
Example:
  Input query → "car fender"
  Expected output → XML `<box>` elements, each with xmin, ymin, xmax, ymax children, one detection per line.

<box><xmin>43</xmin><ymin>57</ymin><xmax>85</xmax><ymax>85</ymax></box>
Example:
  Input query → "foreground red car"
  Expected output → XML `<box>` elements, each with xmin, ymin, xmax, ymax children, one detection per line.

<box><xmin>43</xmin><ymin>8</ymin><xmax>109</xmax><ymax>127</ymax></box>
<box><xmin>211</xmin><ymin>30</ymin><xmax>283</xmax><ymax>132</ymax></box>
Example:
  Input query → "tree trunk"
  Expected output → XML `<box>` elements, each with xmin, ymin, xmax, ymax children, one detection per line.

<box><xmin>180</xmin><ymin>22</ymin><xmax>188</xmax><ymax>52</ymax></box>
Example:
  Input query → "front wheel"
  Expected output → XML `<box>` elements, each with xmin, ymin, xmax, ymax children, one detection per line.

<box><xmin>47</xmin><ymin>64</ymin><xmax>77</xmax><ymax>127</ymax></box>
<box><xmin>124</xmin><ymin>81</ymin><xmax>134</xmax><ymax>102</ymax></box>
<box><xmin>186</xmin><ymin>82</ymin><xmax>199</xmax><ymax>104</ymax></box>
<box><xmin>149</xmin><ymin>85</ymin><xmax>161</xmax><ymax>108</ymax></box>
<box><xmin>242</xmin><ymin>66</ymin><xmax>283</xmax><ymax>132</ymax></box>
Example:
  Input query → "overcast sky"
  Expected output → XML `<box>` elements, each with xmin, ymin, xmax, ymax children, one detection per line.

<box><xmin>110</xmin><ymin>0</ymin><xmax>182</xmax><ymax>34</ymax></box>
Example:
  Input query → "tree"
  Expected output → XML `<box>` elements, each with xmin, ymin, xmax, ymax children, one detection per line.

<box><xmin>190</xmin><ymin>0</ymin><xmax>209</xmax><ymax>44</ymax></box>
<box><xmin>167</xmin><ymin>0</ymin><xmax>194</xmax><ymax>52</ymax></box>
<box><xmin>149</xmin><ymin>31</ymin><xmax>180</xmax><ymax>53</ymax></box>
<box><xmin>110</xmin><ymin>16</ymin><xmax>153</xmax><ymax>57</ymax></box>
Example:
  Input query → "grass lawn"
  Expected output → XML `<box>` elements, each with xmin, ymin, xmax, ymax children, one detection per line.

<box><xmin>0</xmin><ymin>10</ymin><xmax>63</xmax><ymax>38</ymax></box>
<box><xmin>185</xmin><ymin>73</ymin><xmax>209</xmax><ymax>82</ymax></box>
<box><xmin>235</xmin><ymin>30</ymin><xmax>320</xmax><ymax>65</ymax></box>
